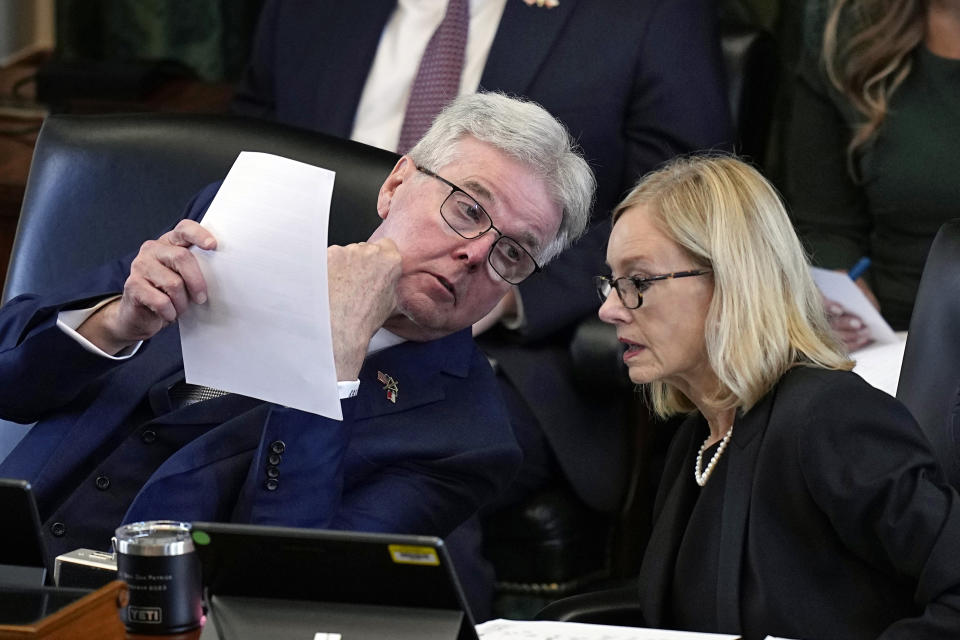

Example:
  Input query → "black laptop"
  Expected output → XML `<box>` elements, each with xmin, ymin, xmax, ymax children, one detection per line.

<box><xmin>190</xmin><ymin>521</ymin><xmax>479</xmax><ymax>640</ymax></box>
<box><xmin>0</xmin><ymin>478</ymin><xmax>95</xmax><ymax>627</ymax></box>
<box><xmin>0</xmin><ymin>477</ymin><xmax>50</xmax><ymax>587</ymax></box>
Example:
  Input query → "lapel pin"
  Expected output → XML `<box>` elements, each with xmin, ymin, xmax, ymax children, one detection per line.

<box><xmin>523</xmin><ymin>0</ymin><xmax>559</xmax><ymax>7</ymax></box>
<box><xmin>377</xmin><ymin>371</ymin><xmax>399</xmax><ymax>404</ymax></box>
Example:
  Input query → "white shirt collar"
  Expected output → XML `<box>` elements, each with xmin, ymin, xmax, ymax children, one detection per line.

<box><xmin>367</xmin><ymin>327</ymin><xmax>407</xmax><ymax>355</ymax></box>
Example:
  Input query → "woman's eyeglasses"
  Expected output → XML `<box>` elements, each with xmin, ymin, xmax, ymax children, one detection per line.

<box><xmin>595</xmin><ymin>269</ymin><xmax>712</xmax><ymax>309</ymax></box>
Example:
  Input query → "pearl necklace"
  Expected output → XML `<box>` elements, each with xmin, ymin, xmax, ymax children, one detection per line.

<box><xmin>694</xmin><ymin>424</ymin><xmax>734</xmax><ymax>487</ymax></box>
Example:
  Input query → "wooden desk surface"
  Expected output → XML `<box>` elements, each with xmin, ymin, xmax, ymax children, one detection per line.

<box><xmin>0</xmin><ymin>53</ymin><xmax>233</xmax><ymax>288</ymax></box>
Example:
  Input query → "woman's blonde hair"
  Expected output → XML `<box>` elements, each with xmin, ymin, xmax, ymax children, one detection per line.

<box><xmin>821</xmin><ymin>0</ymin><xmax>925</xmax><ymax>174</ymax></box>
<box><xmin>613</xmin><ymin>155</ymin><xmax>853</xmax><ymax>418</ymax></box>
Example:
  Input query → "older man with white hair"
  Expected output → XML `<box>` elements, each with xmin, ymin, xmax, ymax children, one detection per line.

<box><xmin>0</xmin><ymin>94</ymin><xmax>596</xmax><ymax>578</ymax></box>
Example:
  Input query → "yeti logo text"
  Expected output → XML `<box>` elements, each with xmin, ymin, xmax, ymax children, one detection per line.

<box><xmin>129</xmin><ymin>606</ymin><xmax>162</xmax><ymax>623</ymax></box>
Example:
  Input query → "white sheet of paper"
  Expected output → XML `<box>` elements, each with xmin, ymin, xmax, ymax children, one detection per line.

<box><xmin>811</xmin><ymin>267</ymin><xmax>898</xmax><ymax>344</ymax></box>
<box><xmin>475</xmin><ymin>619</ymin><xmax>740</xmax><ymax>640</ymax></box>
<box><xmin>852</xmin><ymin>331</ymin><xmax>908</xmax><ymax>397</ymax></box>
<box><xmin>179</xmin><ymin>151</ymin><xmax>341</xmax><ymax>419</ymax></box>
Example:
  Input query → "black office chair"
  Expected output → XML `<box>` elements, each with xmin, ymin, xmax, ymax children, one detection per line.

<box><xmin>720</xmin><ymin>18</ymin><xmax>778</xmax><ymax>165</ymax></box>
<box><xmin>0</xmin><ymin>112</ymin><xmax>399</xmax><ymax>459</ymax></box>
<box><xmin>2</xmin><ymin>113</ymin><xmax>397</xmax><ymax>303</ymax></box>
<box><xmin>897</xmin><ymin>219</ymin><xmax>960</xmax><ymax>489</ymax></box>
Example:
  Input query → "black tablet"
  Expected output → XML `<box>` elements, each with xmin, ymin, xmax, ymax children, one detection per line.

<box><xmin>190</xmin><ymin>521</ymin><xmax>478</xmax><ymax>640</ymax></box>
<box><xmin>0</xmin><ymin>586</ymin><xmax>91</xmax><ymax>626</ymax></box>
<box><xmin>0</xmin><ymin>478</ymin><xmax>49</xmax><ymax>587</ymax></box>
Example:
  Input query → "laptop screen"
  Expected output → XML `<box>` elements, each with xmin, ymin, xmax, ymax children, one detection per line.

<box><xmin>190</xmin><ymin>521</ymin><xmax>478</xmax><ymax>640</ymax></box>
<box><xmin>0</xmin><ymin>478</ymin><xmax>50</xmax><ymax>586</ymax></box>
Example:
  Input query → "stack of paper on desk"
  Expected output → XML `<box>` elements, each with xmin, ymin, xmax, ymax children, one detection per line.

<box><xmin>476</xmin><ymin>619</ymin><xmax>739</xmax><ymax>639</ymax></box>
<box><xmin>850</xmin><ymin>333</ymin><xmax>908</xmax><ymax>397</ymax></box>
<box><xmin>476</xmin><ymin>620</ymin><xmax>797</xmax><ymax>640</ymax></box>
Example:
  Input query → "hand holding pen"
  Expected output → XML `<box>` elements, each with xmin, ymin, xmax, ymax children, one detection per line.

<box><xmin>848</xmin><ymin>256</ymin><xmax>871</xmax><ymax>281</ymax></box>
<box><xmin>823</xmin><ymin>256</ymin><xmax>876</xmax><ymax>352</ymax></box>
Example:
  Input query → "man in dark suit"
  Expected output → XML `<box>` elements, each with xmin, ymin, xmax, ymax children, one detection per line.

<box><xmin>231</xmin><ymin>0</ymin><xmax>734</xmax><ymax>519</ymax></box>
<box><xmin>231</xmin><ymin>1</ymin><xmax>733</xmax><ymax>618</ymax></box>
<box><xmin>0</xmin><ymin>94</ymin><xmax>595</xmax><ymax>576</ymax></box>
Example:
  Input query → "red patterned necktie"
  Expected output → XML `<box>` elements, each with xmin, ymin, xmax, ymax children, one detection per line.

<box><xmin>396</xmin><ymin>0</ymin><xmax>470</xmax><ymax>154</ymax></box>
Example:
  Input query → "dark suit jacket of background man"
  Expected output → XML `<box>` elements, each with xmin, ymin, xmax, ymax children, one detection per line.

<box><xmin>0</xmin><ymin>184</ymin><xmax>521</xmax><ymax>570</ymax></box>
<box><xmin>231</xmin><ymin>0</ymin><xmax>735</xmax><ymax>515</ymax></box>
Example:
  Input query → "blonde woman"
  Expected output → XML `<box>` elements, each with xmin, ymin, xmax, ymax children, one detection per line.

<box><xmin>783</xmin><ymin>0</ymin><xmax>960</xmax><ymax>348</ymax></box>
<box><xmin>596</xmin><ymin>155</ymin><xmax>960</xmax><ymax>638</ymax></box>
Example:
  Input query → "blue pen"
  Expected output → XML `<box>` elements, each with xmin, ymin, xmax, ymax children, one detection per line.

<box><xmin>848</xmin><ymin>256</ymin><xmax>871</xmax><ymax>281</ymax></box>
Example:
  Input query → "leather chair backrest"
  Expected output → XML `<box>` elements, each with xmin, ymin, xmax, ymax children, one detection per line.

<box><xmin>897</xmin><ymin>219</ymin><xmax>960</xmax><ymax>488</ymax></box>
<box><xmin>3</xmin><ymin>113</ymin><xmax>399</xmax><ymax>303</ymax></box>
<box><xmin>720</xmin><ymin>20</ymin><xmax>778</xmax><ymax>164</ymax></box>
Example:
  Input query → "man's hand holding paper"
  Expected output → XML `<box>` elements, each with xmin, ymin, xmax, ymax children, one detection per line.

<box><xmin>77</xmin><ymin>219</ymin><xmax>217</xmax><ymax>356</ymax></box>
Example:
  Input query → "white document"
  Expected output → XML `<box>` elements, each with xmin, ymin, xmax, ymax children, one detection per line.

<box><xmin>811</xmin><ymin>267</ymin><xmax>898</xmax><ymax>344</ymax></box>
<box><xmin>475</xmin><ymin>619</ymin><xmax>740</xmax><ymax>640</ymax></box>
<box><xmin>852</xmin><ymin>331</ymin><xmax>908</xmax><ymax>397</ymax></box>
<box><xmin>179</xmin><ymin>151</ymin><xmax>342</xmax><ymax>419</ymax></box>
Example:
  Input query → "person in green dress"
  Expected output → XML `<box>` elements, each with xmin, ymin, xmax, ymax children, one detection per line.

<box><xmin>783</xmin><ymin>0</ymin><xmax>960</xmax><ymax>349</ymax></box>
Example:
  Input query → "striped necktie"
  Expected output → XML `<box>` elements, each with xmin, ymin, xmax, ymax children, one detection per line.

<box><xmin>397</xmin><ymin>0</ymin><xmax>470</xmax><ymax>154</ymax></box>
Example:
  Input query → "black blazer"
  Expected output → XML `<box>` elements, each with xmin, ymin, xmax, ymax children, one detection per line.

<box><xmin>638</xmin><ymin>366</ymin><xmax>960</xmax><ymax>640</ymax></box>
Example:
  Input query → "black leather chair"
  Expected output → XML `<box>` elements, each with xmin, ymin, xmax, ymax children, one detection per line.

<box><xmin>2</xmin><ymin>113</ymin><xmax>397</xmax><ymax>303</ymax></box>
<box><xmin>720</xmin><ymin>18</ymin><xmax>778</xmax><ymax>165</ymax></box>
<box><xmin>0</xmin><ymin>112</ymin><xmax>398</xmax><ymax>459</ymax></box>
<box><xmin>897</xmin><ymin>219</ymin><xmax>960</xmax><ymax>489</ymax></box>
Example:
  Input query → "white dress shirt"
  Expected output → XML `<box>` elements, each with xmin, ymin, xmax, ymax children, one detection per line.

<box><xmin>350</xmin><ymin>0</ymin><xmax>507</xmax><ymax>152</ymax></box>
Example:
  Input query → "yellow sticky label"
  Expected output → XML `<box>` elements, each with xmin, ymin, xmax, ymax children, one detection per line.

<box><xmin>388</xmin><ymin>544</ymin><xmax>439</xmax><ymax>566</ymax></box>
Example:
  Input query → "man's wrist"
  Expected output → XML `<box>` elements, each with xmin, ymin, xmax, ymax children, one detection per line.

<box><xmin>58</xmin><ymin>296</ymin><xmax>142</xmax><ymax>360</ymax></box>
<box><xmin>76</xmin><ymin>299</ymin><xmax>140</xmax><ymax>356</ymax></box>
